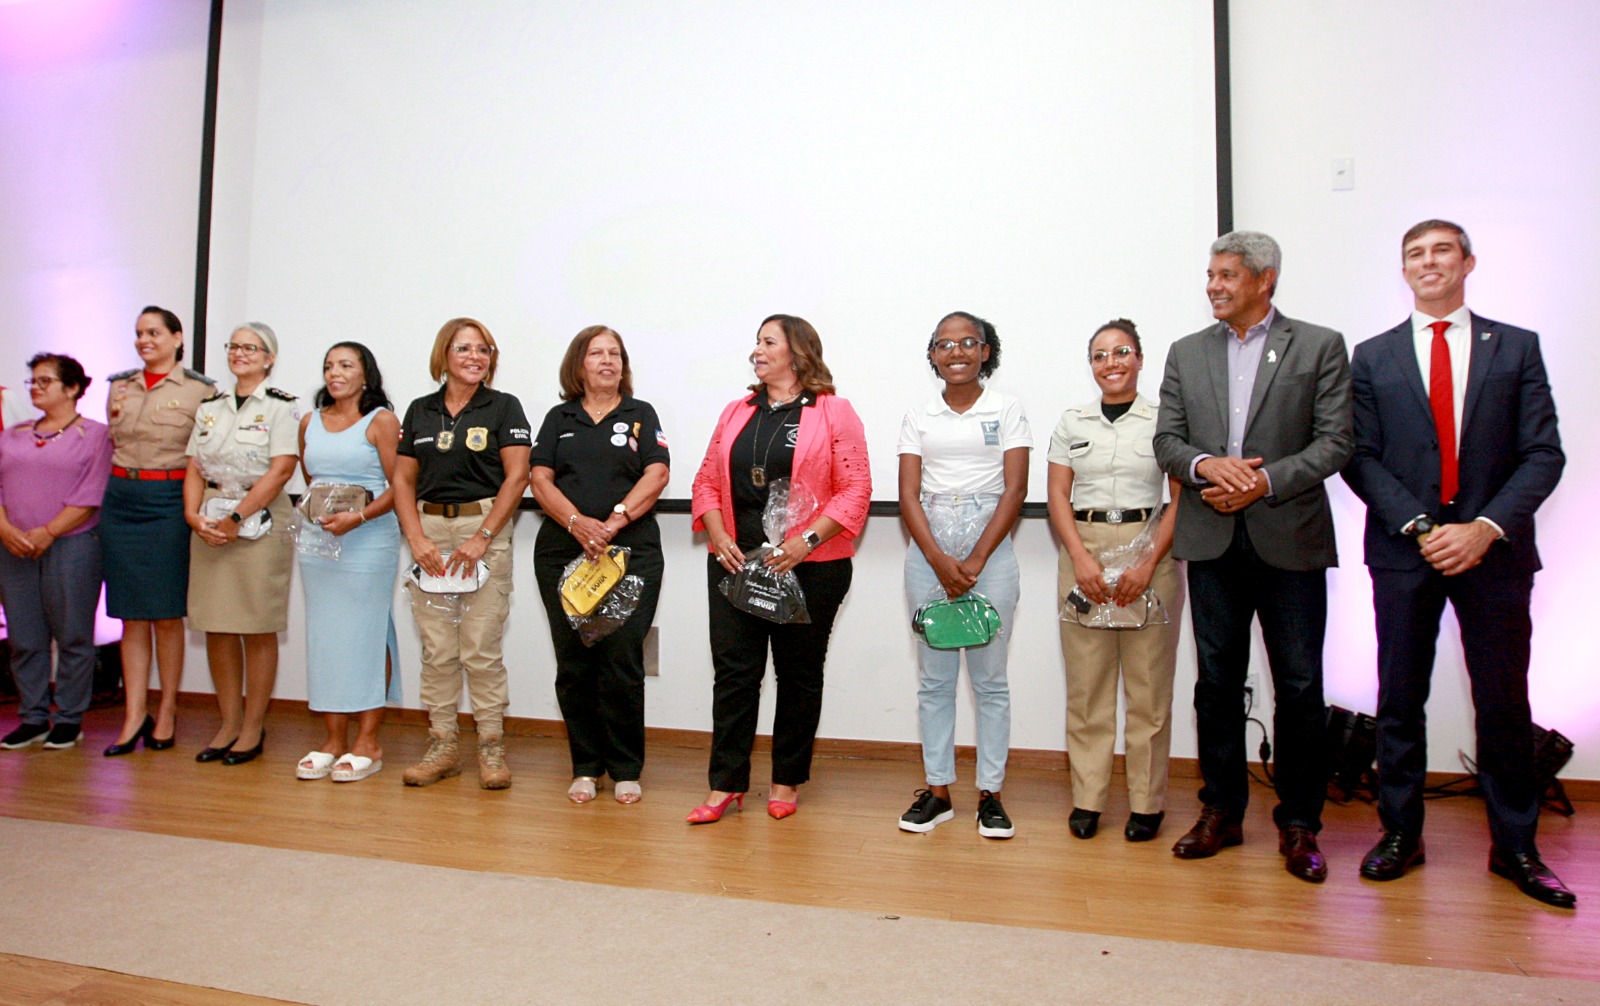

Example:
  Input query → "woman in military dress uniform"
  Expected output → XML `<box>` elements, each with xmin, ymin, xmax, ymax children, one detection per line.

<box><xmin>183</xmin><ymin>323</ymin><xmax>299</xmax><ymax>765</ymax></box>
<box><xmin>102</xmin><ymin>306</ymin><xmax>215</xmax><ymax>756</ymax></box>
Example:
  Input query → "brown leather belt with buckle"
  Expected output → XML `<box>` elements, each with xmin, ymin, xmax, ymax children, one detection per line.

<box><xmin>1074</xmin><ymin>508</ymin><xmax>1153</xmax><ymax>524</ymax></box>
<box><xmin>421</xmin><ymin>501</ymin><xmax>485</xmax><ymax>518</ymax></box>
<box><xmin>112</xmin><ymin>466</ymin><xmax>188</xmax><ymax>481</ymax></box>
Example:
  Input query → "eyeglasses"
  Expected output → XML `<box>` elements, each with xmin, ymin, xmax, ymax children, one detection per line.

<box><xmin>226</xmin><ymin>343</ymin><xmax>266</xmax><ymax>355</ymax></box>
<box><xmin>932</xmin><ymin>337</ymin><xmax>985</xmax><ymax>352</ymax></box>
<box><xmin>450</xmin><ymin>344</ymin><xmax>495</xmax><ymax>357</ymax></box>
<box><xmin>1091</xmin><ymin>345</ymin><xmax>1138</xmax><ymax>365</ymax></box>
<box><xmin>24</xmin><ymin>376</ymin><xmax>58</xmax><ymax>389</ymax></box>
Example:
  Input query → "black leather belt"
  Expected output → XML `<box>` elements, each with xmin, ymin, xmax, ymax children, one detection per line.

<box><xmin>421</xmin><ymin>501</ymin><xmax>484</xmax><ymax>518</ymax></box>
<box><xmin>1074</xmin><ymin>508</ymin><xmax>1152</xmax><ymax>524</ymax></box>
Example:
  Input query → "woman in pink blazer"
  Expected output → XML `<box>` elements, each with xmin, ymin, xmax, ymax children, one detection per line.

<box><xmin>687</xmin><ymin>315</ymin><xmax>871</xmax><ymax>823</ymax></box>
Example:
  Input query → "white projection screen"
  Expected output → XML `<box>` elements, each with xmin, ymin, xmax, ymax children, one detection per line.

<box><xmin>209</xmin><ymin>0</ymin><xmax>1219</xmax><ymax>499</ymax></box>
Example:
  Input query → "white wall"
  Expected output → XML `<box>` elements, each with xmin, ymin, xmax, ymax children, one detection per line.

<box><xmin>1228</xmin><ymin>0</ymin><xmax>1600</xmax><ymax>779</ymax></box>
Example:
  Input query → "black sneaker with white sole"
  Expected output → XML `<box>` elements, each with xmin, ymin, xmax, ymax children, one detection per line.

<box><xmin>1</xmin><ymin>722</ymin><xmax>51</xmax><ymax>749</ymax></box>
<box><xmin>976</xmin><ymin>790</ymin><xmax>1015</xmax><ymax>839</ymax></box>
<box><xmin>899</xmin><ymin>789</ymin><xmax>955</xmax><ymax>833</ymax></box>
<box><xmin>43</xmin><ymin>723</ymin><xmax>82</xmax><ymax>749</ymax></box>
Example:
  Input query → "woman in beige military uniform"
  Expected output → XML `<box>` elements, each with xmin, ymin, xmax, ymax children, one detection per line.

<box><xmin>1046</xmin><ymin>319</ymin><xmax>1184</xmax><ymax>843</ymax></box>
<box><xmin>102</xmin><ymin>306</ymin><xmax>216</xmax><ymax>756</ymax></box>
<box><xmin>183</xmin><ymin>322</ymin><xmax>299</xmax><ymax>766</ymax></box>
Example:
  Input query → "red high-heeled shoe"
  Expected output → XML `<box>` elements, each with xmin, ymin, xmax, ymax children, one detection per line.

<box><xmin>686</xmin><ymin>792</ymin><xmax>744</xmax><ymax>824</ymax></box>
<box><xmin>767</xmin><ymin>798</ymin><xmax>798</xmax><ymax>820</ymax></box>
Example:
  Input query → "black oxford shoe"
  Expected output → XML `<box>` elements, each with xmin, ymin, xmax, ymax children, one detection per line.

<box><xmin>1359</xmin><ymin>831</ymin><xmax>1425</xmax><ymax>881</ymax></box>
<box><xmin>1489</xmin><ymin>847</ymin><xmax>1577</xmax><ymax>908</ymax></box>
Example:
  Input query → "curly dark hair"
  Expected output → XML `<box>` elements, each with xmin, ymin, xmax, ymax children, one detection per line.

<box><xmin>27</xmin><ymin>352</ymin><xmax>92</xmax><ymax>401</ymax></box>
<box><xmin>926</xmin><ymin>311</ymin><xmax>1000</xmax><ymax>378</ymax></box>
<box><xmin>313</xmin><ymin>341</ymin><xmax>392</xmax><ymax>415</ymax></box>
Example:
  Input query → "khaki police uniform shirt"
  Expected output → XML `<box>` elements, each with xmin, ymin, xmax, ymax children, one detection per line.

<box><xmin>186</xmin><ymin>384</ymin><xmax>301</xmax><ymax>488</ymax></box>
<box><xmin>107</xmin><ymin>367</ymin><xmax>216</xmax><ymax>470</ymax></box>
<box><xmin>1047</xmin><ymin>392</ymin><xmax>1165</xmax><ymax>510</ymax></box>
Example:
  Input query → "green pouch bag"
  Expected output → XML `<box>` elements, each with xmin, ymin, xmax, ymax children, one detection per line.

<box><xmin>912</xmin><ymin>593</ymin><xmax>1003</xmax><ymax>650</ymax></box>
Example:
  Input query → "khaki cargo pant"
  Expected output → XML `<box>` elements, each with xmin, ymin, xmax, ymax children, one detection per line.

<box><xmin>408</xmin><ymin>502</ymin><xmax>514</xmax><ymax>734</ymax></box>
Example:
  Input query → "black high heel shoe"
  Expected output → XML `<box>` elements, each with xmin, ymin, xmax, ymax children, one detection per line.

<box><xmin>147</xmin><ymin>718</ymin><xmax>177</xmax><ymax>751</ymax></box>
<box><xmin>196</xmin><ymin>738</ymin><xmax>238</xmax><ymax>763</ymax></box>
<box><xmin>222</xmin><ymin>731</ymin><xmax>266</xmax><ymax>766</ymax></box>
<box><xmin>104</xmin><ymin>715</ymin><xmax>155</xmax><ymax>757</ymax></box>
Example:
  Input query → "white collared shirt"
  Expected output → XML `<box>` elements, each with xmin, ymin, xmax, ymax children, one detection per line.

<box><xmin>897</xmin><ymin>386</ymin><xmax>1031</xmax><ymax>496</ymax></box>
<box><xmin>1411</xmin><ymin>304</ymin><xmax>1471</xmax><ymax>437</ymax></box>
<box><xmin>1046</xmin><ymin>393</ymin><xmax>1164</xmax><ymax>509</ymax></box>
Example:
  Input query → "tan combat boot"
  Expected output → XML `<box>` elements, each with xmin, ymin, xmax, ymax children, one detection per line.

<box><xmin>402</xmin><ymin>729</ymin><xmax>461</xmax><ymax>786</ymax></box>
<box><xmin>477</xmin><ymin>733</ymin><xmax>512</xmax><ymax>790</ymax></box>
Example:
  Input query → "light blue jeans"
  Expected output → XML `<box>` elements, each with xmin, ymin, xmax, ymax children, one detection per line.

<box><xmin>905</xmin><ymin>497</ymin><xmax>1020</xmax><ymax>793</ymax></box>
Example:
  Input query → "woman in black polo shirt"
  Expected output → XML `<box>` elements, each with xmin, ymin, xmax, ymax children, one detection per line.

<box><xmin>530</xmin><ymin>326</ymin><xmax>670</xmax><ymax>805</ymax></box>
<box><xmin>392</xmin><ymin>317</ymin><xmax>531</xmax><ymax>790</ymax></box>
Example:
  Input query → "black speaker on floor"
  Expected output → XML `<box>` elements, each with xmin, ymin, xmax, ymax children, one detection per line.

<box><xmin>1325</xmin><ymin>705</ymin><xmax>1378</xmax><ymax>803</ymax></box>
<box><xmin>0</xmin><ymin>637</ymin><xmax>14</xmax><ymax>704</ymax></box>
<box><xmin>1533</xmin><ymin>723</ymin><xmax>1575</xmax><ymax>817</ymax></box>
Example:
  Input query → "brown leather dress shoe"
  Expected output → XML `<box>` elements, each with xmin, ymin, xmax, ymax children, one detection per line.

<box><xmin>1359</xmin><ymin>831</ymin><xmax>1425</xmax><ymax>881</ymax></box>
<box><xmin>1172</xmin><ymin>806</ymin><xmax>1243</xmax><ymax>859</ymax></box>
<box><xmin>1489</xmin><ymin>847</ymin><xmax>1577</xmax><ymax>908</ymax></box>
<box><xmin>1279</xmin><ymin>825</ymin><xmax>1328</xmax><ymax>882</ymax></box>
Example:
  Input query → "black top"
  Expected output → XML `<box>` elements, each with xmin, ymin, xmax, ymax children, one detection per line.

<box><xmin>530</xmin><ymin>396</ymin><xmax>670</xmax><ymax>551</ymax></box>
<box><xmin>728</xmin><ymin>391</ymin><xmax>813</xmax><ymax>550</ymax></box>
<box><xmin>1101</xmin><ymin>399</ymin><xmax>1134</xmax><ymax>422</ymax></box>
<box><xmin>398</xmin><ymin>385</ymin><xmax>532</xmax><ymax>503</ymax></box>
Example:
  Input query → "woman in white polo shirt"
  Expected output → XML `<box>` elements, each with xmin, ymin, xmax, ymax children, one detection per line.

<box><xmin>1046</xmin><ymin>319</ymin><xmax>1183</xmax><ymax>843</ymax></box>
<box><xmin>896</xmin><ymin>311</ymin><xmax>1031</xmax><ymax>839</ymax></box>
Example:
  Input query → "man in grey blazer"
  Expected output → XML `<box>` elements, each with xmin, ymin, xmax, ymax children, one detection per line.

<box><xmin>1154</xmin><ymin>231</ymin><xmax>1353</xmax><ymax>882</ymax></box>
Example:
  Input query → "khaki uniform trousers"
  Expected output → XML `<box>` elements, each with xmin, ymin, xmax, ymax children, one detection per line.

<box><xmin>408</xmin><ymin>502</ymin><xmax>515</xmax><ymax>734</ymax></box>
<box><xmin>1058</xmin><ymin>520</ymin><xmax>1184</xmax><ymax>814</ymax></box>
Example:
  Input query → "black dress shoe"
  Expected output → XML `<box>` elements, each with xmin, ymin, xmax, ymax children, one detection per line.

<box><xmin>1360</xmin><ymin>831</ymin><xmax>1425</xmax><ymax>881</ymax></box>
<box><xmin>1489</xmin><ymin>847</ymin><xmax>1577</xmax><ymax>908</ymax></box>
<box><xmin>195</xmin><ymin>739</ymin><xmax>238</xmax><ymax>763</ymax></box>
<box><xmin>1125</xmin><ymin>811</ymin><xmax>1165</xmax><ymax>842</ymax></box>
<box><xmin>221</xmin><ymin>731</ymin><xmax>265</xmax><ymax>766</ymax></box>
<box><xmin>1279</xmin><ymin>825</ymin><xmax>1328</xmax><ymax>883</ymax></box>
<box><xmin>1068</xmin><ymin>808</ymin><xmax>1100</xmax><ymax>840</ymax></box>
<box><xmin>104</xmin><ymin>715</ymin><xmax>155</xmax><ymax>757</ymax></box>
<box><xmin>1172</xmin><ymin>806</ymin><xmax>1243</xmax><ymax>859</ymax></box>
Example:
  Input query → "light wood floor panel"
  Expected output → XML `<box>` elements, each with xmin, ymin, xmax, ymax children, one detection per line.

<box><xmin>1</xmin><ymin>705</ymin><xmax>1595</xmax><ymax>994</ymax></box>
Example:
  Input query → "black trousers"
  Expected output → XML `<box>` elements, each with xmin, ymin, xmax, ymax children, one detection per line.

<box><xmin>1186</xmin><ymin>522</ymin><xmax>1328</xmax><ymax>831</ymax></box>
<box><xmin>706</xmin><ymin>555</ymin><xmax>853</xmax><ymax>792</ymax></box>
<box><xmin>1371</xmin><ymin>557</ymin><xmax>1539</xmax><ymax>852</ymax></box>
<box><xmin>533</xmin><ymin>536</ymin><xmax>663</xmax><ymax>782</ymax></box>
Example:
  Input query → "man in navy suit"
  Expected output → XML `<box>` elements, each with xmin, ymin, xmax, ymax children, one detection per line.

<box><xmin>1343</xmin><ymin>220</ymin><xmax>1572</xmax><ymax>907</ymax></box>
<box><xmin>1155</xmin><ymin>231</ymin><xmax>1353</xmax><ymax>882</ymax></box>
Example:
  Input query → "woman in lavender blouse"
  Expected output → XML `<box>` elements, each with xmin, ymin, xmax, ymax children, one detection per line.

<box><xmin>0</xmin><ymin>353</ymin><xmax>114</xmax><ymax>751</ymax></box>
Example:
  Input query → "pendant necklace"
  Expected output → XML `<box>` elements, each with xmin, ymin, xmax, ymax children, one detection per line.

<box><xmin>749</xmin><ymin>390</ymin><xmax>799</xmax><ymax>488</ymax></box>
<box><xmin>32</xmin><ymin>414</ymin><xmax>81</xmax><ymax>448</ymax></box>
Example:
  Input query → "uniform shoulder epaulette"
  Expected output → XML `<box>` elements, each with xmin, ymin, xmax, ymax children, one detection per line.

<box><xmin>185</xmin><ymin>368</ymin><xmax>216</xmax><ymax>385</ymax></box>
<box><xmin>266</xmin><ymin>387</ymin><xmax>297</xmax><ymax>401</ymax></box>
<box><xmin>202</xmin><ymin>391</ymin><xmax>225</xmax><ymax>403</ymax></box>
<box><xmin>108</xmin><ymin>368</ymin><xmax>140</xmax><ymax>382</ymax></box>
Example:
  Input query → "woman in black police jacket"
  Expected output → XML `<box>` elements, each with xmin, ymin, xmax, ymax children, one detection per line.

<box><xmin>529</xmin><ymin>326</ymin><xmax>669</xmax><ymax>805</ymax></box>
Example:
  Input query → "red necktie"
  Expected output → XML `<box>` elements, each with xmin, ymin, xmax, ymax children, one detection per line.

<box><xmin>1429</xmin><ymin>320</ymin><xmax>1457</xmax><ymax>504</ymax></box>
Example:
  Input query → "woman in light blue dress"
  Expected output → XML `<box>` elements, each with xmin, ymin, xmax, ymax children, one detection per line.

<box><xmin>295</xmin><ymin>342</ymin><xmax>402</xmax><ymax>782</ymax></box>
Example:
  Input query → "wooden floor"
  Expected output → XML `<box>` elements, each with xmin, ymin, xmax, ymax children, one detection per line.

<box><xmin>1</xmin><ymin>703</ymin><xmax>1595</xmax><ymax>1004</ymax></box>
